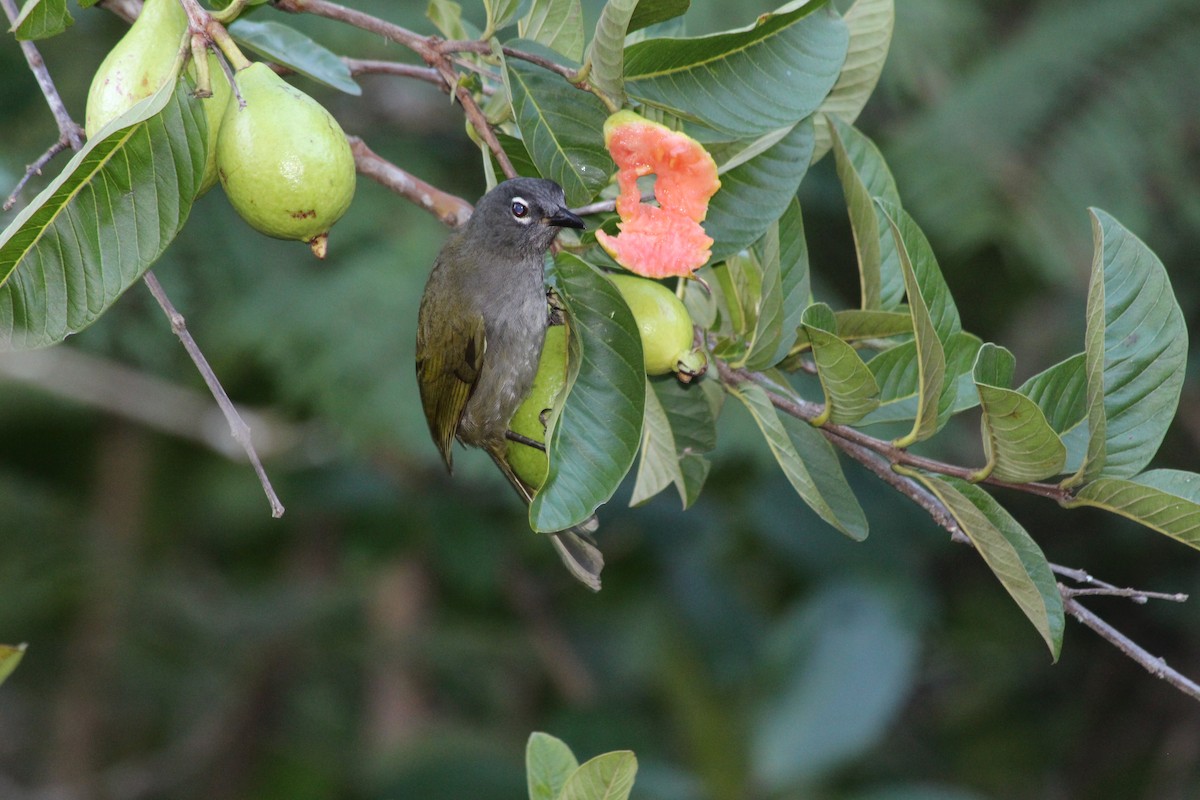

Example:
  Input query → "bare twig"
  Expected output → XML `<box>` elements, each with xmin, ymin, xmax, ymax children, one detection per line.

<box><xmin>343</xmin><ymin>57</ymin><xmax>443</xmax><ymax>86</ymax></box>
<box><xmin>348</xmin><ymin>136</ymin><xmax>473</xmax><ymax>227</ymax></box>
<box><xmin>1063</xmin><ymin>593</ymin><xmax>1200</xmax><ymax>702</ymax></box>
<box><xmin>142</xmin><ymin>271</ymin><xmax>285</xmax><ymax>518</ymax></box>
<box><xmin>1052</xmin><ymin>564</ymin><xmax>1189</xmax><ymax>604</ymax></box>
<box><xmin>0</xmin><ymin>0</ymin><xmax>86</xmax><ymax>207</ymax></box>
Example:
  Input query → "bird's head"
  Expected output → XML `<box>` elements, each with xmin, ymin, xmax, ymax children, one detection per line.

<box><xmin>468</xmin><ymin>178</ymin><xmax>585</xmax><ymax>255</ymax></box>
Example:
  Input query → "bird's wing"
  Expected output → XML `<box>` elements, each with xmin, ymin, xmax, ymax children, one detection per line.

<box><xmin>416</xmin><ymin>310</ymin><xmax>486</xmax><ymax>472</ymax></box>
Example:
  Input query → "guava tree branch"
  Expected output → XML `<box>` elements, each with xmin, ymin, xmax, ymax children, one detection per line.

<box><xmin>143</xmin><ymin>273</ymin><xmax>286</xmax><ymax>518</ymax></box>
<box><xmin>714</xmin><ymin>354</ymin><xmax>1200</xmax><ymax>702</ymax></box>
<box><xmin>348</xmin><ymin>136</ymin><xmax>473</xmax><ymax>227</ymax></box>
<box><xmin>0</xmin><ymin>0</ymin><xmax>85</xmax><ymax>209</ymax></box>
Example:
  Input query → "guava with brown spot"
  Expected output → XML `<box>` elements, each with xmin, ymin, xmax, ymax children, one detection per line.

<box><xmin>216</xmin><ymin>62</ymin><xmax>356</xmax><ymax>257</ymax></box>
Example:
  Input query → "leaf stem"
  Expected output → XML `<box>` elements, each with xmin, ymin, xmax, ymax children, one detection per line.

<box><xmin>142</xmin><ymin>272</ymin><xmax>285</xmax><ymax>518</ymax></box>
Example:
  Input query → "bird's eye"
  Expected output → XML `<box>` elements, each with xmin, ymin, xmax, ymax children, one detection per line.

<box><xmin>511</xmin><ymin>199</ymin><xmax>529</xmax><ymax>219</ymax></box>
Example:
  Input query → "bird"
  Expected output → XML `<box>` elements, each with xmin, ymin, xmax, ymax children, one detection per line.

<box><xmin>415</xmin><ymin>178</ymin><xmax>604</xmax><ymax>591</ymax></box>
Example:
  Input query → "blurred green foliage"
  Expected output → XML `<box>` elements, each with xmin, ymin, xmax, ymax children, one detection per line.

<box><xmin>2</xmin><ymin>1</ymin><xmax>1199</xmax><ymax>799</ymax></box>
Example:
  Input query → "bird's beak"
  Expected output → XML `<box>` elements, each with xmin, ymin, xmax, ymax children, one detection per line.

<box><xmin>547</xmin><ymin>207</ymin><xmax>586</xmax><ymax>230</ymax></box>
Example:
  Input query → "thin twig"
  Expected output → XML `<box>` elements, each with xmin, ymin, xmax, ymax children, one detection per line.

<box><xmin>348</xmin><ymin>136</ymin><xmax>473</xmax><ymax>227</ymax></box>
<box><xmin>1062</xmin><ymin>593</ymin><xmax>1200</xmax><ymax>702</ymax></box>
<box><xmin>342</xmin><ymin>58</ymin><xmax>442</xmax><ymax>86</ymax></box>
<box><xmin>1051</xmin><ymin>564</ymin><xmax>1189</xmax><ymax>604</ymax></box>
<box><xmin>0</xmin><ymin>0</ymin><xmax>85</xmax><ymax>208</ymax></box>
<box><xmin>142</xmin><ymin>272</ymin><xmax>285</xmax><ymax>518</ymax></box>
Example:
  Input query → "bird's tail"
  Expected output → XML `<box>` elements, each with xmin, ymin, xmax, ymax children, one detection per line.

<box><xmin>487</xmin><ymin>448</ymin><xmax>605</xmax><ymax>592</ymax></box>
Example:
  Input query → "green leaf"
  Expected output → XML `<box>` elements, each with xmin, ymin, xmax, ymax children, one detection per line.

<box><xmin>229</xmin><ymin>20</ymin><xmax>361</xmax><ymax>95</ymax></box>
<box><xmin>706</xmin><ymin>117</ymin><xmax>816</xmax><ymax>262</ymax></box>
<box><xmin>876</xmin><ymin>200</ymin><xmax>952</xmax><ymax>447</ymax></box>
<box><xmin>1018</xmin><ymin>352</ymin><xmax>1089</xmax><ymax>473</ymax></box>
<box><xmin>971</xmin><ymin>343</ymin><xmax>1067</xmax><ymax>483</ymax></box>
<box><xmin>0</xmin><ymin>643</ymin><xmax>26</xmax><ymax>687</ymax></box>
<box><xmin>794</xmin><ymin>308</ymin><xmax>911</xmax><ymax>348</ymax></box>
<box><xmin>11</xmin><ymin>0</ymin><xmax>73</xmax><ymax>40</ymax></box>
<box><xmin>483</xmin><ymin>0</ymin><xmax>523</xmax><ymax>37</ymax></box>
<box><xmin>527</xmin><ymin>732</ymin><xmax>579</xmax><ymax>800</ymax></box>
<box><xmin>427</xmin><ymin>0</ymin><xmax>473</xmax><ymax>39</ymax></box>
<box><xmin>631</xmin><ymin>377</ymin><xmax>680</xmax><ymax>506</ymax></box>
<box><xmin>557</xmin><ymin>751</ymin><xmax>638</xmax><ymax>800</ymax></box>
<box><xmin>624</xmin><ymin>3</ymin><xmax>848</xmax><ymax>138</ymax></box>
<box><xmin>861</xmin><ymin>331</ymin><xmax>978</xmax><ymax>428</ymax></box>
<box><xmin>532</xmin><ymin>254</ymin><xmax>645</xmax><ymax>532</ymax></box>
<box><xmin>906</xmin><ymin>472</ymin><xmax>1064</xmax><ymax>660</ymax></box>
<box><xmin>730</xmin><ymin>381</ymin><xmax>868</xmax><ymax>540</ymax></box>
<box><xmin>628</xmin><ymin>0</ymin><xmax>690</xmax><ymax>33</ymax></box>
<box><xmin>711</xmin><ymin>250</ymin><xmax>761</xmax><ymax>341</ymax></box>
<box><xmin>633</xmin><ymin>375</ymin><xmax>720</xmax><ymax>507</ymax></box>
<box><xmin>519</xmin><ymin>0</ymin><xmax>584</xmax><ymax>62</ymax></box>
<box><xmin>828</xmin><ymin>117</ymin><xmax>903</xmax><ymax>309</ymax></box>
<box><xmin>811</xmin><ymin>0</ymin><xmax>894</xmax><ymax>161</ymax></box>
<box><xmin>1065</xmin><ymin>470</ymin><xmax>1200</xmax><ymax>551</ymax></box>
<box><xmin>585</xmin><ymin>0</ymin><xmax>639</xmax><ymax>106</ymax></box>
<box><xmin>742</xmin><ymin>224</ymin><xmax>785</xmax><ymax>370</ymax></box>
<box><xmin>0</xmin><ymin>74</ymin><xmax>205</xmax><ymax>351</ymax></box>
<box><xmin>1066</xmin><ymin>209</ymin><xmax>1188</xmax><ymax>485</ymax></box>
<box><xmin>775</xmin><ymin>199</ymin><xmax>812</xmax><ymax>357</ymax></box>
<box><xmin>502</xmin><ymin>53</ymin><xmax>613</xmax><ymax>207</ymax></box>
<box><xmin>802</xmin><ymin>303</ymin><xmax>880</xmax><ymax>425</ymax></box>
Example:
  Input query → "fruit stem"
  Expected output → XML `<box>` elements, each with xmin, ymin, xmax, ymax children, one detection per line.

<box><xmin>189</xmin><ymin>36</ymin><xmax>213</xmax><ymax>97</ymax></box>
<box><xmin>209</xmin><ymin>20</ymin><xmax>252</xmax><ymax>71</ymax></box>
<box><xmin>209</xmin><ymin>0</ymin><xmax>250</xmax><ymax>24</ymax></box>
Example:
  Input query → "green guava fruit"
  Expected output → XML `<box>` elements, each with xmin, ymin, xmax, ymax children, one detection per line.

<box><xmin>608</xmin><ymin>273</ymin><xmax>707</xmax><ymax>381</ymax></box>
<box><xmin>505</xmin><ymin>324</ymin><xmax>569</xmax><ymax>491</ymax></box>
<box><xmin>85</xmin><ymin>0</ymin><xmax>188</xmax><ymax>137</ymax></box>
<box><xmin>216</xmin><ymin>62</ymin><xmax>356</xmax><ymax>256</ymax></box>
<box><xmin>595</xmin><ymin>110</ymin><xmax>721</xmax><ymax>279</ymax></box>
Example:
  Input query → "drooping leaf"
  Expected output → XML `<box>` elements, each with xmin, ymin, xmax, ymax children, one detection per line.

<box><xmin>556</xmin><ymin>751</ymin><xmax>638</xmax><ymax>800</ymax></box>
<box><xmin>527</xmin><ymin>732</ymin><xmax>579</xmax><ymax>800</ymax></box>
<box><xmin>876</xmin><ymin>200</ymin><xmax>951</xmax><ymax>446</ymax></box>
<box><xmin>502</xmin><ymin>53</ymin><xmax>613</xmax><ymax>207</ymax></box>
<box><xmin>774</xmin><ymin>198</ymin><xmax>812</xmax><ymax>360</ymax></box>
<box><xmin>861</xmin><ymin>331</ymin><xmax>979</xmax><ymax>428</ymax></box>
<box><xmin>972</xmin><ymin>343</ymin><xmax>1067</xmax><ymax>483</ymax></box>
<box><xmin>828</xmin><ymin>116</ymin><xmax>903</xmax><ymax>309</ymax></box>
<box><xmin>11</xmin><ymin>0</ymin><xmax>73</xmax><ymax>40</ymax></box>
<box><xmin>811</xmin><ymin>0</ymin><xmax>894</xmax><ymax>161</ymax></box>
<box><xmin>730</xmin><ymin>381</ymin><xmax>867</xmax><ymax>540</ymax></box>
<box><xmin>624</xmin><ymin>3</ymin><xmax>848</xmax><ymax>138</ymax></box>
<box><xmin>652</xmin><ymin>374</ymin><xmax>721</xmax><ymax>508</ymax></box>
<box><xmin>0</xmin><ymin>74</ymin><xmax>206</xmax><ymax>351</ymax></box>
<box><xmin>0</xmin><ymin>643</ymin><xmax>26</xmax><ymax>687</ymax></box>
<box><xmin>532</xmin><ymin>254</ymin><xmax>645</xmax><ymax>532</ymax></box>
<box><xmin>229</xmin><ymin>20</ymin><xmax>361</xmax><ymax>95</ymax></box>
<box><xmin>706</xmin><ymin>117</ymin><xmax>816</xmax><ymax>262</ymax></box>
<box><xmin>803</xmin><ymin>303</ymin><xmax>880</xmax><ymax>425</ymax></box>
<box><xmin>519</xmin><ymin>0</ymin><xmax>584</xmax><ymax>62</ymax></box>
<box><xmin>743</xmin><ymin>224</ymin><xmax>785</xmax><ymax>370</ymax></box>
<box><xmin>1065</xmin><ymin>470</ymin><xmax>1200</xmax><ymax>551</ymax></box>
<box><xmin>585</xmin><ymin>0</ymin><xmax>639</xmax><ymax>105</ymax></box>
<box><xmin>1066</xmin><ymin>209</ymin><xmax>1188</xmax><ymax>485</ymax></box>
<box><xmin>792</xmin><ymin>308</ymin><xmax>910</xmax><ymax>353</ymax></box>
<box><xmin>631</xmin><ymin>377</ymin><xmax>681</xmax><ymax>506</ymax></box>
<box><xmin>905</xmin><ymin>471</ymin><xmax>1064</xmax><ymax>660</ymax></box>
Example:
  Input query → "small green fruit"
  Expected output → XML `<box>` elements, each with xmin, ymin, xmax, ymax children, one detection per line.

<box><xmin>506</xmin><ymin>325</ymin><xmax>569</xmax><ymax>490</ymax></box>
<box><xmin>85</xmin><ymin>0</ymin><xmax>187</xmax><ymax>137</ymax></box>
<box><xmin>216</xmin><ymin>63</ymin><xmax>356</xmax><ymax>256</ymax></box>
<box><xmin>608</xmin><ymin>273</ymin><xmax>707</xmax><ymax>381</ymax></box>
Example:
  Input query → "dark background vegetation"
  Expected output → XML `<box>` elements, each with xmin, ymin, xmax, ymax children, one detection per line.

<box><xmin>2</xmin><ymin>0</ymin><xmax>1199</xmax><ymax>797</ymax></box>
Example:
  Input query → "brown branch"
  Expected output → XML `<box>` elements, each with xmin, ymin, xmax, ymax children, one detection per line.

<box><xmin>142</xmin><ymin>271</ymin><xmax>285</xmax><ymax>518</ymax></box>
<box><xmin>1063</xmin><ymin>593</ymin><xmax>1200</xmax><ymax>702</ymax></box>
<box><xmin>1052</xmin><ymin>564</ymin><xmax>1189</xmax><ymax>604</ymax></box>
<box><xmin>2</xmin><ymin>136</ymin><xmax>72</xmax><ymax>211</ymax></box>
<box><xmin>348</xmin><ymin>136</ymin><xmax>473</xmax><ymax>228</ymax></box>
<box><xmin>343</xmin><ymin>57</ymin><xmax>443</xmax><ymax>86</ymax></box>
